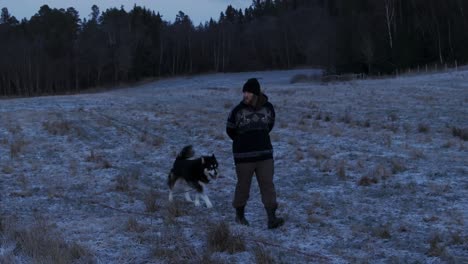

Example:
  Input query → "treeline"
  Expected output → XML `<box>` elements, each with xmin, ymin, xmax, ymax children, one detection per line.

<box><xmin>0</xmin><ymin>0</ymin><xmax>467</xmax><ymax>96</ymax></box>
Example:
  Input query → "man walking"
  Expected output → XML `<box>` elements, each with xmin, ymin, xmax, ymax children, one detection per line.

<box><xmin>226</xmin><ymin>78</ymin><xmax>284</xmax><ymax>229</ymax></box>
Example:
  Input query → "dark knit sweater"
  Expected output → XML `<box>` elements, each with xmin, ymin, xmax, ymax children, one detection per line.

<box><xmin>226</xmin><ymin>93</ymin><xmax>275</xmax><ymax>164</ymax></box>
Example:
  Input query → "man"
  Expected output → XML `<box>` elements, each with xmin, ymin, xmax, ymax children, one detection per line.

<box><xmin>226</xmin><ymin>78</ymin><xmax>284</xmax><ymax>229</ymax></box>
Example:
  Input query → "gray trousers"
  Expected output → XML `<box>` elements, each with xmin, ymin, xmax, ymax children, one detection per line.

<box><xmin>232</xmin><ymin>159</ymin><xmax>278</xmax><ymax>209</ymax></box>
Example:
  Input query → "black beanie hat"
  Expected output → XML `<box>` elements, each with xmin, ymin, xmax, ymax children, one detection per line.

<box><xmin>242</xmin><ymin>78</ymin><xmax>261</xmax><ymax>96</ymax></box>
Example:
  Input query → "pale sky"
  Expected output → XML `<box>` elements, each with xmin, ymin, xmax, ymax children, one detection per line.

<box><xmin>0</xmin><ymin>0</ymin><xmax>251</xmax><ymax>25</ymax></box>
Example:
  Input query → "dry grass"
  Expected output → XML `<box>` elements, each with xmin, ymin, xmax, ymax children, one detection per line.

<box><xmin>7</xmin><ymin>124</ymin><xmax>22</xmax><ymax>134</ymax></box>
<box><xmin>409</xmin><ymin>148</ymin><xmax>425</xmax><ymax>160</ymax></box>
<box><xmin>7</xmin><ymin>216</ymin><xmax>94</xmax><ymax>263</ymax></box>
<box><xmin>144</xmin><ymin>190</ymin><xmax>158</xmax><ymax>213</ymax></box>
<box><xmin>151</xmin><ymin>227</ymin><xmax>215</xmax><ymax>263</ymax></box>
<box><xmin>309</xmin><ymin>146</ymin><xmax>331</xmax><ymax>160</ymax></box>
<box><xmin>86</xmin><ymin>150</ymin><xmax>112</xmax><ymax>169</ymax></box>
<box><xmin>115</xmin><ymin>174</ymin><xmax>131</xmax><ymax>192</ymax></box>
<box><xmin>358</xmin><ymin>163</ymin><xmax>389</xmax><ymax>186</ymax></box>
<box><xmin>164</xmin><ymin>201</ymin><xmax>189</xmax><ymax>223</ymax></box>
<box><xmin>2</xmin><ymin>165</ymin><xmax>14</xmax><ymax>174</ymax></box>
<box><xmin>319</xmin><ymin>159</ymin><xmax>334</xmax><ymax>173</ymax></box>
<box><xmin>139</xmin><ymin>131</ymin><xmax>165</xmax><ymax>147</ymax></box>
<box><xmin>114</xmin><ymin>166</ymin><xmax>141</xmax><ymax>192</ymax></box>
<box><xmin>387</xmin><ymin>112</ymin><xmax>399</xmax><ymax>122</ymax></box>
<box><xmin>452</xmin><ymin>126</ymin><xmax>468</xmax><ymax>141</ymax></box>
<box><xmin>126</xmin><ymin>217</ymin><xmax>146</xmax><ymax>233</ymax></box>
<box><xmin>427</xmin><ymin>233</ymin><xmax>445</xmax><ymax>257</ymax></box>
<box><xmin>253</xmin><ymin>244</ymin><xmax>277</xmax><ymax>264</ymax></box>
<box><xmin>358</xmin><ymin>175</ymin><xmax>379</xmax><ymax>186</ymax></box>
<box><xmin>42</xmin><ymin>120</ymin><xmax>73</xmax><ymax>136</ymax></box>
<box><xmin>295</xmin><ymin>149</ymin><xmax>304</xmax><ymax>161</ymax></box>
<box><xmin>10</xmin><ymin>137</ymin><xmax>28</xmax><ymax>158</ymax></box>
<box><xmin>389</xmin><ymin>157</ymin><xmax>407</xmax><ymax>174</ymax></box>
<box><xmin>371</xmin><ymin>224</ymin><xmax>392</xmax><ymax>239</ymax></box>
<box><xmin>417</xmin><ymin>123</ymin><xmax>430</xmax><ymax>133</ymax></box>
<box><xmin>339</xmin><ymin>112</ymin><xmax>352</xmax><ymax>124</ymax></box>
<box><xmin>330</xmin><ymin>125</ymin><xmax>342</xmax><ymax>137</ymax></box>
<box><xmin>336</xmin><ymin>160</ymin><xmax>346</xmax><ymax>180</ymax></box>
<box><xmin>69</xmin><ymin>159</ymin><xmax>78</xmax><ymax>177</ymax></box>
<box><xmin>206</xmin><ymin>221</ymin><xmax>246</xmax><ymax>254</ymax></box>
<box><xmin>383</xmin><ymin>133</ymin><xmax>392</xmax><ymax>147</ymax></box>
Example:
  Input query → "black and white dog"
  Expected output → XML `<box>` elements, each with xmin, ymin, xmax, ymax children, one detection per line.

<box><xmin>168</xmin><ymin>145</ymin><xmax>219</xmax><ymax>208</ymax></box>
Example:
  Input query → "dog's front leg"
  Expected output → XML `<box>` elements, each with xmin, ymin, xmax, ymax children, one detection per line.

<box><xmin>201</xmin><ymin>193</ymin><xmax>213</xmax><ymax>208</ymax></box>
<box><xmin>184</xmin><ymin>186</ymin><xmax>193</xmax><ymax>202</ymax></box>
<box><xmin>169</xmin><ymin>190</ymin><xmax>174</xmax><ymax>202</ymax></box>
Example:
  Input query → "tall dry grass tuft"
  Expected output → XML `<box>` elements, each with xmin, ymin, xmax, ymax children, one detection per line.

<box><xmin>42</xmin><ymin>120</ymin><xmax>73</xmax><ymax>136</ymax></box>
<box><xmin>207</xmin><ymin>221</ymin><xmax>245</xmax><ymax>254</ymax></box>
<box><xmin>417</xmin><ymin>123</ymin><xmax>430</xmax><ymax>133</ymax></box>
<box><xmin>10</xmin><ymin>137</ymin><xmax>28</xmax><ymax>158</ymax></box>
<box><xmin>358</xmin><ymin>164</ymin><xmax>390</xmax><ymax>186</ymax></box>
<box><xmin>336</xmin><ymin>160</ymin><xmax>346</xmax><ymax>180</ymax></box>
<box><xmin>389</xmin><ymin>157</ymin><xmax>407</xmax><ymax>174</ymax></box>
<box><xmin>144</xmin><ymin>190</ymin><xmax>158</xmax><ymax>213</ymax></box>
<box><xmin>126</xmin><ymin>217</ymin><xmax>146</xmax><ymax>233</ymax></box>
<box><xmin>140</xmin><ymin>131</ymin><xmax>165</xmax><ymax>147</ymax></box>
<box><xmin>86</xmin><ymin>150</ymin><xmax>112</xmax><ymax>169</ymax></box>
<box><xmin>427</xmin><ymin>233</ymin><xmax>446</xmax><ymax>257</ymax></box>
<box><xmin>7</xmin><ymin>124</ymin><xmax>22</xmax><ymax>135</ymax></box>
<box><xmin>452</xmin><ymin>126</ymin><xmax>468</xmax><ymax>141</ymax></box>
<box><xmin>253</xmin><ymin>244</ymin><xmax>277</xmax><ymax>264</ymax></box>
<box><xmin>164</xmin><ymin>201</ymin><xmax>189</xmax><ymax>224</ymax></box>
<box><xmin>9</xmin><ymin>216</ymin><xmax>94</xmax><ymax>263</ymax></box>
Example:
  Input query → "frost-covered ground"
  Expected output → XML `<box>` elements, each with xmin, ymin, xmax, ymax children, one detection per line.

<box><xmin>0</xmin><ymin>69</ymin><xmax>467</xmax><ymax>263</ymax></box>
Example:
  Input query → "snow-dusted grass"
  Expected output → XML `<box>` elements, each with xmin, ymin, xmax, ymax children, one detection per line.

<box><xmin>0</xmin><ymin>69</ymin><xmax>467</xmax><ymax>263</ymax></box>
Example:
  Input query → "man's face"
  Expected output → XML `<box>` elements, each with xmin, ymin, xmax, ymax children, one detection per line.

<box><xmin>243</xmin><ymin>92</ymin><xmax>254</xmax><ymax>105</ymax></box>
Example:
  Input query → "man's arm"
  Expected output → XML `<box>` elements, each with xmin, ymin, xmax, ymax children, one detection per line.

<box><xmin>268</xmin><ymin>103</ymin><xmax>275</xmax><ymax>132</ymax></box>
<box><xmin>226</xmin><ymin>109</ymin><xmax>237</xmax><ymax>140</ymax></box>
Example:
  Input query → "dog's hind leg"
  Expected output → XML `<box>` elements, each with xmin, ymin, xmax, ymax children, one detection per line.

<box><xmin>194</xmin><ymin>193</ymin><xmax>201</xmax><ymax>207</ymax></box>
<box><xmin>168</xmin><ymin>170</ymin><xmax>176</xmax><ymax>202</ymax></box>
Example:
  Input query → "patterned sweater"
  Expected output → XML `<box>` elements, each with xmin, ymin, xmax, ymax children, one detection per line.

<box><xmin>226</xmin><ymin>94</ymin><xmax>275</xmax><ymax>164</ymax></box>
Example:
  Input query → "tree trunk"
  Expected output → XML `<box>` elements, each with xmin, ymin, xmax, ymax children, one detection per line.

<box><xmin>385</xmin><ymin>0</ymin><xmax>394</xmax><ymax>49</ymax></box>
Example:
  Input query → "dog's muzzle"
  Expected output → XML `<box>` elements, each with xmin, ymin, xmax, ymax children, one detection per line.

<box><xmin>205</xmin><ymin>168</ymin><xmax>218</xmax><ymax>179</ymax></box>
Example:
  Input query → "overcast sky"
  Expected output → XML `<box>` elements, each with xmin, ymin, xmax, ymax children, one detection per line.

<box><xmin>1</xmin><ymin>0</ymin><xmax>252</xmax><ymax>25</ymax></box>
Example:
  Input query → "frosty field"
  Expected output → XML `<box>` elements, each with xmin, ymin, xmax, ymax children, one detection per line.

<box><xmin>0</xmin><ymin>69</ymin><xmax>467</xmax><ymax>263</ymax></box>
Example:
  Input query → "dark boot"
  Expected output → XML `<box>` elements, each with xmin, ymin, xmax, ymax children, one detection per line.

<box><xmin>235</xmin><ymin>206</ymin><xmax>249</xmax><ymax>226</ymax></box>
<box><xmin>266</xmin><ymin>207</ymin><xmax>284</xmax><ymax>229</ymax></box>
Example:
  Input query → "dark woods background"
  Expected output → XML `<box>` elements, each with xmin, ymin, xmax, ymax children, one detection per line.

<box><xmin>1</xmin><ymin>0</ymin><xmax>467</xmax><ymax>96</ymax></box>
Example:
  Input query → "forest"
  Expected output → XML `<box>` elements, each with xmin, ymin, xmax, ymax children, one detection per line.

<box><xmin>1</xmin><ymin>0</ymin><xmax>467</xmax><ymax>96</ymax></box>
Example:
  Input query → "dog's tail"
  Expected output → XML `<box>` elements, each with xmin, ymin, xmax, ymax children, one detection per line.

<box><xmin>177</xmin><ymin>145</ymin><xmax>195</xmax><ymax>160</ymax></box>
